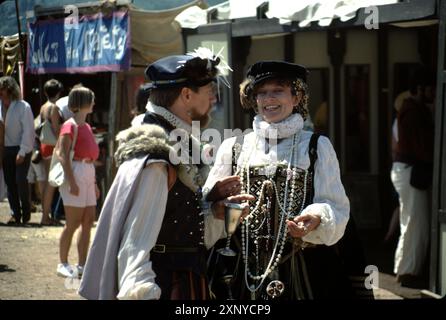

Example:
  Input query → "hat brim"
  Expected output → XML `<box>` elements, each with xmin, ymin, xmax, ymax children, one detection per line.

<box><xmin>251</xmin><ymin>72</ymin><xmax>282</xmax><ymax>87</ymax></box>
<box><xmin>147</xmin><ymin>77</ymin><xmax>215</xmax><ymax>90</ymax></box>
<box><xmin>251</xmin><ymin>72</ymin><xmax>308</xmax><ymax>89</ymax></box>
<box><xmin>247</xmin><ymin>61</ymin><xmax>308</xmax><ymax>87</ymax></box>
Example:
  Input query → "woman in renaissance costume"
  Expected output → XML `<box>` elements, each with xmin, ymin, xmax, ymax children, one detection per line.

<box><xmin>204</xmin><ymin>61</ymin><xmax>353</xmax><ymax>300</ymax></box>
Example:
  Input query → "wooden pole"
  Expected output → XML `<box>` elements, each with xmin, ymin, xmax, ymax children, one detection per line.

<box><xmin>14</xmin><ymin>0</ymin><xmax>25</xmax><ymax>61</ymax></box>
<box><xmin>14</xmin><ymin>0</ymin><xmax>26</xmax><ymax>97</ymax></box>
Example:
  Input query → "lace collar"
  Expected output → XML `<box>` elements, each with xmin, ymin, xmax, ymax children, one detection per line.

<box><xmin>253</xmin><ymin>113</ymin><xmax>304</xmax><ymax>139</ymax></box>
<box><xmin>146</xmin><ymin>102</ymin><xmax>192</xmax><ymax>134</ymax></box>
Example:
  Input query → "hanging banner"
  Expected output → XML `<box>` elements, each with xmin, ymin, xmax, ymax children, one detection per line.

<box><xmin>27</xmin><ymin>11</ymin><xmax>130</xmax><ymax>74</ymax></box>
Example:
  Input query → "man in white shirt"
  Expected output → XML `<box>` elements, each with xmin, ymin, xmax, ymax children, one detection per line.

<box><xmin>0</xmin><ymin>76</ymin><xmax>35</xmax><ymax>224</ymax></box>
<box><xmin>55</xmin><ymin>95</ymin><xmax>74</xmax><ymax>121</ymax></box>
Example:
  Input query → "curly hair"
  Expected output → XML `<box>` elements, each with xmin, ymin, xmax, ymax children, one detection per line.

<box><xmin>0</xmin><ymin>76</ymin><xmax>21</xmax><ymax>101</ymax></box>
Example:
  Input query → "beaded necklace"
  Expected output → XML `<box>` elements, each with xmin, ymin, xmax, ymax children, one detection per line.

<box><xmin>237</xmin><ymin>133</ymin><xmax>308</xmax><ymax>294</ymax></box>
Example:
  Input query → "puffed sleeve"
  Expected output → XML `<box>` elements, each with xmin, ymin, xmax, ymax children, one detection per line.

<box><xmin>117</xmin><ymin>162</ymin><xmax>168</xmax><ymax>300</ymax></box>
<box><xmin>203</xmin><ymin>137</ymin><xmax>236</xmax><ymax>248</ymax></box>
<box><xmin>301</xmin><ymin>136</ymin><xmax>350</xmax><ymax>246</ymax></box>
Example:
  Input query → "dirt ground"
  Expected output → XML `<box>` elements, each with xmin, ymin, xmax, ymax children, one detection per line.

<box><xmin>0</xmin><ymin>199</ymin><xmax>424</xmax><ymax>300</ymax></box>
<box><xmin>0</xmin><ymin>200</ymin><xmax>93</xmax><ymax>300</ymax></box>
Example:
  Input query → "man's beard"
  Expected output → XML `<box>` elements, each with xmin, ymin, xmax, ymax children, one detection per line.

<box><xmin>190</xmin><ymin>108</ymin><xmax>211</xmax><ymax>128</ymax></box>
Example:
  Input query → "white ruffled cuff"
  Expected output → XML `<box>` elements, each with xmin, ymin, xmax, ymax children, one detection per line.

<box><xmin>300</xmin><ymin>203</ymin><xmax>339</xmax><ymax>246</ymax></box>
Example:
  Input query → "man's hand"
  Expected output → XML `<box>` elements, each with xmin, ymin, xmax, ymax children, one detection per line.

<box><xmin>211</xmin><ymin>194</ymin><xmax>255</xmax><ymax>220</ymax></box>
<box><xmin>207</xmin><ymin>175</ymin><xmax>241</xmax><ymax>202</ymax></box>
<box><xmin>15</xmin><ymin>155</ymin><xmax>25</xmax><ymax>165</ymax></box>
<box><xmin>286</xmin><ymin>213</ymin><xmax>321</xmax><ymax>238</ymax></box>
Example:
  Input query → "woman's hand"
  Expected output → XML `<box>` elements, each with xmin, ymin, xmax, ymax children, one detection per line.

<box><xmin>286</xmin><ymin>213</ymin><xmax>321</xmax><ymax>238</ymax></box>
<box><xmin>207</xmin><ymin>175</ymin><xmax>241</xmax><ymax>202</ymax></box>
<box><xmin>69</xmin><ymin>181</ymin><xmax>79</xmax><ymax>196</ymax></box>
<box><xmin>211</xmin><ymin>194</ymin><xmax>255</xmax><ymax>220</ymax></box>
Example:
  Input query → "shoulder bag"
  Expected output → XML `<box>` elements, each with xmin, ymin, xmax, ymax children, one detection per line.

<box><xmin>39</xmin><ymin>105</ymin><xmax>58</xmax><ymax>146</ymax></box>
<box><xmin>48</xmin><ymin>119</ymin><xmax>78</xmax><ymax>187</ymax></box>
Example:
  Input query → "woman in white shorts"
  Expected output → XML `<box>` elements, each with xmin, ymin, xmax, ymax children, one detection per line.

<box><xmin>55</xmin><ymin>85</ymin><xmax>99</xmax><ymax>278</ymax></box>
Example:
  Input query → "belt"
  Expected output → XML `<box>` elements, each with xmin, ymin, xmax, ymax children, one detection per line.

<box><xmin>73</xmin><ymin>158</ymin><xmax>94</xmax><ymax>163</ymax></box>
<box><xmin>151</xmin><ymin>244</ymin><xmax>200</xmax><ymax>254</ymax></box>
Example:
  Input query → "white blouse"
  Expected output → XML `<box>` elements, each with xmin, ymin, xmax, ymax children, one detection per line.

<box><xmin>203</xmin><ymin>117</ymin><xmax>350</xmax><ymax>247</ymax></box>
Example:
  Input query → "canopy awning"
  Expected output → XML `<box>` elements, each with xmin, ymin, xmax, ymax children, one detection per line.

<box><xmin>176</xmin><ymin>0</ymin><xmax>436</xmax><ymax>31</ymax></box>
<box><xmin>129</xmin><ymin>0</ymin><xmax>206</xmax><ymax>65</ymax></box>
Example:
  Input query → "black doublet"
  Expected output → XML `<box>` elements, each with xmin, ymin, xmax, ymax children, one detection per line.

<box><xmin>142</xmin><ymin>111</ymin><xmax>207</xmax><ymax>299</ymax></box>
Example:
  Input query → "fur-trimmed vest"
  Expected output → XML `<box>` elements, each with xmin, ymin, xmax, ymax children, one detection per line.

<box><xmin>115</xmin><ymin>112</ymin><xmax>207</xmax><ymax>278</ymax></box>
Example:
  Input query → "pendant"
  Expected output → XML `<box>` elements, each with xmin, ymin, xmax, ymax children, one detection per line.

<box><xmin>250</xmin><ymin>285</ymin><xmax>256</xmax><ymax>300</ymax></box>
<box><xmin>266</xmin><ymin>280</ymin><xmax>285</xmax><ymax>299</ymax></box>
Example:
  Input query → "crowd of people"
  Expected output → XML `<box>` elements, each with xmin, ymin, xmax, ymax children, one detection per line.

<box><xmin>0</xmin><ymin>47</ymin><xmax>436</xmax><ymax>300</ymax></box>
<box><xmin>0</xmin><ymin>76</ymin><xmax>101</xmax><ymax>280</ymax></box>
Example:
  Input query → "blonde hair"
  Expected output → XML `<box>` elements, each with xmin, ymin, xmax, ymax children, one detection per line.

<box><xmin>68</xmin><ymin>84</ymin><xmax>95</xmax><ymax>113</ymax></box>
<box><xmin>394</xmin><ymin>90</ymin><xmax>411</xmax><ymax>113</ymax></box>
<box><xmin>0</xmin><ymin>76</ymin><xmax>21</xmax><ymax>101</ymax></box>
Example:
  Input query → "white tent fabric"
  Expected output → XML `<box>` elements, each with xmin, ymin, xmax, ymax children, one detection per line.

<box><xmin>229</xmin><ymin>0</ymin><xmax>264</xmax><ymax>20</ymax></box>
<box><xmin>175</xmin><ymin>0</ymin><xmax>399</xmax><ymax>28</ymax></box>
<box><xmin>175</xmin><ymin>6</ymin><xmax>208</xmax><ymax>29</ymax></box>
<box><xmin>175</xmin><ymin>1</ymin><xmax>231</xmax><ymax>29</ymax></box>
<box><xmin>266</xmin><ymin>0</ymin><xmax>398</xmax><ymax>27</ymax></box>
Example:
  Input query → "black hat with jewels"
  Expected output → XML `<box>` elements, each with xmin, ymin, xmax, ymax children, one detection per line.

<box><xmin>145</xmin><ymin>48</ymin><xmax>231</xmax><ymax>90</ymax></box>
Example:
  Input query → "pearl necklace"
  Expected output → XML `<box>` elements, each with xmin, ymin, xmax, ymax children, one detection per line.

<box><xmin>237</xmin><ymin>133</ymin><xmax>308</xmax><ymax>293</ymax></box>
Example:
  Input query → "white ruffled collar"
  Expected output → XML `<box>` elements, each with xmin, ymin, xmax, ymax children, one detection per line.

<box><xmin>146</xmin><ymin>102</ymin><xmax>192</xmax><ymax>134</ymax></box>
<box><xmin>253</xmin><ymin>113</ymin><xmax>304</xmax><ymax>139</ymax></box>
